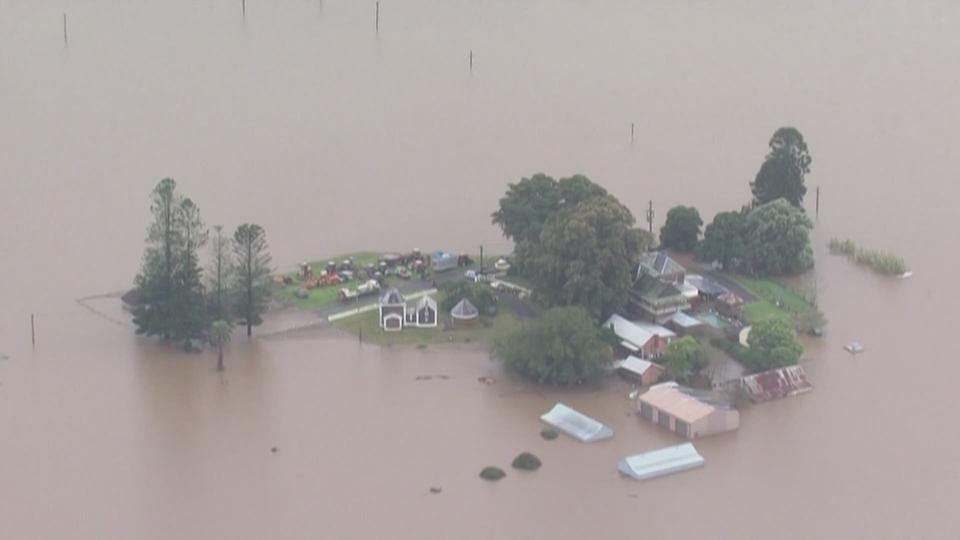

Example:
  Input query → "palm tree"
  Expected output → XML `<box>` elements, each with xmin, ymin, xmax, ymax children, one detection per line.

<box><xmin>210</xmin><ymin>320</ymin><xmax>232</xmax><ymax>371</ymax></box>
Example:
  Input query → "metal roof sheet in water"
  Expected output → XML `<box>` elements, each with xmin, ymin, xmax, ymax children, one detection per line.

<box><xmin>740</xmin><ymin>365</ymin><xmax>812</xmax><ymax>402</ymax></box>
<box><xmin>618</xmin><ymin>443</ymin><xmax>704</xmax><ymax>480</ymax></box>
<box><xmin>540</xmin><ymin>403</ymin><xmax>613</xmax><ymax>443</ymax></box>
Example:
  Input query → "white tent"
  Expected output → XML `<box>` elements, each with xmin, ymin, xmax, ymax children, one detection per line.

<box><xmin>618</xmin><ymin>443</ymin><xmax>704</xmax><ymax>480</ymax></box>
<box><xmin>540</xmin><ymin>403</ymin><xmax>613</xmax><ymax>443</ymax></box>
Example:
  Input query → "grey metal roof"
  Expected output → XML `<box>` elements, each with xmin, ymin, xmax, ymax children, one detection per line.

<box><xmin>380</xmin><ymin>288</ymin><xmax>405</xmax><ymax>305</ymax></box>
<box><xmin>450</xmin><ymin>298</ymin><xmax>479</xmax><ymax>318</ymax></box>
<box><xmin>618</xmin><ymin>443</ymin><xmax>704</xmax><ymax>480</ymax></box>
<box><xmin>638</xmin><ymin>251</ymin><xmax>686</xmax><ymax>280</ymax></box>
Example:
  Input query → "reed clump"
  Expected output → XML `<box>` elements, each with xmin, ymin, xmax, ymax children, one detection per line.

<box><xmin>828</xmin><ymin>238</ymin><xmax>907</xmax><ymax>276</ymax></box>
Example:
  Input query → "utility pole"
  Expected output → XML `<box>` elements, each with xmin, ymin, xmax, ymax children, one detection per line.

<box><xmin>469</xmin><ymin>50</ymin><xmax>473</xmax><ymax>73</ymax></box>
<box><xmin>815</xmin><ymin>186</ymin><xmax>820</xmax><ymax>217</ymax></box>
<box><xmin>630</xmin><ymin>122</ymin><xmax>635</xmax><ymax>144</ymax></box>
<box><xmin>242</xmin><ymin>0</ymin><xmax>246</xmax><ymax>16</ymax></box>
<box><xmin>63</xmin><ymin>13</ymin><xmax>67</xmax><ymax>44</ymax></box>
<box><xmin>375</xmin><ymin>2</ymin><xmax>379</xmax><ymax>32</ymax></box>
<box><xmin>646</xmin><ymin>201</ymin><xmax>654</xmax><ymax>234</ymax></box>
<box><xmin>31</xmin><ymin>314</ymin><xmax>36</xmax><ymax>347</ymax></box>
<box><xmin>479</xmin><ymin>245</ymin><xmax>484</xmax><ymax>276</ymax></box>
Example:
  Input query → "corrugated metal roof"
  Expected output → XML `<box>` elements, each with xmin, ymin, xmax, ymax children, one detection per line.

<box><xmin>618</xmin><ymin>443</ymin><xmax>704</xmax><ymax>480</ymax></box>
<box><xmin>740</xmin><ymin>365</ymin><xmax>812</xmax><ymax>402</ymax></box>
<box><xmin>639</xmin><ymin>382</ymin><xmax>731</xmax><ymax>423</ymax></box>
<box><xmin>540</xmin><ymin>403</ymin><xmax>614</xmax><ymax>443</ymax></box>
<box><xmin>450</xmin><ymin>298</ymin><xmax>478</xmax><ymax>318</ymax></box>
<box><xmin>670</xmin><ymin>311</ymin><xmax>702</xmax><ymax>328</ymax></box>
<box><xmin>615</xmin><ymin>356</ymin><xmax>659</xmax><ymax>375</ymax></box>
<box><xmin>603</xmin><ymin>314</ymin><xmax>675</xmax><ymax>349</ymax></box>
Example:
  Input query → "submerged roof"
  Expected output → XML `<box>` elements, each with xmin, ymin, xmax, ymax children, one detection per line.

<box><xmin>639</xmin><ymin>382</ymin><xmax>733</xmax><ymax>424</ymax></box>
<box><xmin>540</xmin><ymin>403</ymin><xmax>614</xmax><ymax>443</ymax></box>
<box><xmin>380</xmin><ymin>288</ymin><xmax>405</xmax><ymax>305</ymax></box>
<box><xmin>638</xmin><ymin>251</ymin><xmax>686</xmax><ymax>280</ymax></box>
<box><xmin>604</xmin><ymin>314</ymin><xmax>675</xmax><ymax>348</ymax></box>
<box><xmin>618</xmin><ymin>443</ymin><xmax>704</xmax><ymax>480</ymax></box>
<box><xmin>450</xmin><ymin>298</ymin><xmax>479</xmax><ymax>318</ymax></box>
<box><xmin>740</xmin><ymin>365</ymin><xmax>812</xmax><ymax>402</ymax></box>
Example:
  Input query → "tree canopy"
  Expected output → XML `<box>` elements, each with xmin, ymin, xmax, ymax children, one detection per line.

<box><xmin>528</xmin><ymin>194</ymin><xmax>652</xmax><ymax>320</ymax></box>
<box><xmin>659</xmin><ymin>206</ymin><xmax>702</xmax><ymax>252</ymax></box>
<box><xmin>696</xmin><ymin>210</ymin><xmax>747</xmax><ymax>269</ymax></box>
<box><xmin>233</xmin><ymin>223</ymin><xmax>272</xmax><ymax>337</ymax></box>
<box><xmin>743</xmin><ymin>198</ymin><xmax>813</xmax><ymax>276</ymax></box>
<box><xmin>750</xmin><ymin>127</ymin><xmax>812</xmax><ymax>207</ymax></box>
<box><xmin>439</xmin><ymin>279</ymin><xmax>498</xmax><ymax>316</ymax></box>
<box><xmin>661</xmin><ymin>336</ymin><xmax>705</xmax><ymax>383</ymax></box>
<box><xmin>746</xmin><ymin>318</ymin><xmax>803</xmax><ymax>371</ymax></box>
<box><xmin>492</xmin><ymin>306</ymin><xmax>613</xmax><ymax>386</ymax></box>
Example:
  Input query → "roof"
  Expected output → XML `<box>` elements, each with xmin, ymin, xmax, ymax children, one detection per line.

<box><xmin>685</xmin><ymin>274</ymin><xmax>729</xmax><ymax>297</ymax></box>
<box><xmin>633</xmin><ymin>272</ymin><xmax>685</xmax><ymax>301</ymax></box>
<box><xmin>718</xmin><ymin>291</ymin><xmax>744</xmax><ymax>306</ymax></box>
<box><xmin>432</xmin><ymin>250</ymin><xmax>454</xmax><ymax>260</ymax></box>
<box><xmin>740</xmin><ymin>365</ymin><xmax>812</xmax><ymax>402</ymax></box>
<box><xmin>603</xmin><ymin>314</ymin><xmax>675</xmax><ymax>349</ymax></box>
<box><xmin>450</xmin><ymin>298</ymin><xmax>479</xmax><ymax>318</ymax></box>
<box><xmin>670</xmin><ymin>311</ymin><xmax>703</xmax><ymax>329</ymax></box>
<box><xmin>615</xmin><ymin>356</ymin><xmax>663</xmax><ymax>376</ymax></box>
<box><xmin>416</xmin><ymin>295</ymin><xmax>437</xmax><ymax>310</ymax></box>
<box><xmin>638</xmin><ymin>251</ymin><xmax>686</xmax><ymax>280</ymax></box>
<box><xmin>618</xmin><ymin>443</ymin><xmax>704</xmax><ymax>480</ymax></box>
<box><xmin>639</xmin><ymin>382</ymin><xmax>732</xmax><ymax>424</ymax></box>
<box><xmin>540</xmin><ymin>403</ymin><xmax>614</xmax><ymax>443</ymax></box>
<box><xmin>380</xmin><ymin>288</ymin><xmax>405</xmax><ymax>305</ymax></box>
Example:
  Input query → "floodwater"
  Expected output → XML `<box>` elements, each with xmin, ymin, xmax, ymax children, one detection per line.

<box><xmin>2</xmin><ymin>0</ymin><xmax>960</xmax><ymax>537</ymax></box>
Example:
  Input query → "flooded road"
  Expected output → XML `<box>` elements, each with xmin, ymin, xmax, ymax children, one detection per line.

<box><xmin>3</xmin><ymin>1</ymin><xmax>960</xmax><ymax>537</ymax></box>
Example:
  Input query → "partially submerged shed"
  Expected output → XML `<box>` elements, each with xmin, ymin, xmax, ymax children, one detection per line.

<box><xmin>614</xmin><ymin>356</ymin><xmax>665</xmax><ymax>386</ymax></box>
<box><xmin>638</xmin><ymin>382</ymin><xmax>739</xmax><ymax>439</ymax></box>
<box><xmin>540</xmin><ymin>403</ymin><xmax>613</xmax><ymax>443</ymax></box>
<box><xmin>739</xmin><ymin>365</ymin><xmax>812</xmax><ymax>402</ymax></box>
<box><xmin>618</xmin><ymin>443</ymin><xmax>704</xmax><ymax>481</ymax></box>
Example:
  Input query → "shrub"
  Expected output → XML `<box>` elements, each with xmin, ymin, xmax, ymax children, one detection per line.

<box><xmin>511</xmin><ymin>452</ymin><xmax>542</xmax><ymax>471</ymax></box>
<box><xmin>829</xmin><ymin>238</ymin><xmax>908</xmax><ymax>275</ymax></box>
<box><xmin>540</xmin><ymin>428</ymin><xmax>559</xmax><ymax>440</ymax></box>
<box><xmin>479</xmin><ymin>466</ymin><xmax>506</xmax><ymax>481</ymax></box>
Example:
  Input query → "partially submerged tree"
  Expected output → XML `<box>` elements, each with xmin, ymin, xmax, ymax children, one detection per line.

<box><xmin>492</xmin><ymin>306</ymin><xmax>613</xmax><ymax>386</ymax></box>
<box><xmin>168</xmin><ymin>198</ymin><xmax>208</xmax><ymax>349</ymax></box>
<box><xmin>208</xmin><ymin>225</ymin><xmax>234</xmax><ymax>322</ymax></box>
<box><xmin>233</xmin><ymin>223</ymin><xmax>272</xmax><ymax>337</ymax></box>
<box><xmin>696</xmin><ymin>210</ymin><xmax>747</xmax><ymax>269</ymax></box>
<box><xmin>747</xmin><ymin>318</ymin><xmax>803</xmax><ymax>371</ymax></box>
<box><xmin>750</xmin><ymin>127</ymin><xmax>812</xmax><ymax>207</ymax></box>
<box><xmin>661</xmin><ymin>336</ymin><xmax>705</xmax><ymax>383</ymax></box>
<box><xmin>659</xmin><ymin>206</ymin><xmax>702</xmax><ymax>252</ymax></box>
<box><xmin>528</xmin><ymin>195</ymin><xmax>652</xmax><ymax>320</ymax></box>
<box><xmin>743</xmin><ymin>198</ymin><xmax>813</xmax><ymax>276</ymax></box>
<box><xmin>210</xmin><ymin>320</ymin><xmax>232</xmax><ymax>372</ymax></box>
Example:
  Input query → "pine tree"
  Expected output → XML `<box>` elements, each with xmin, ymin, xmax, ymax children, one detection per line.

<box><xmin>168</xmin><ymin>198</ymin><xmax>208</xmax><ymax>349</ymax></box>
<box><xmin>208</xmin><ymin>225</ymin><xmax>233</xmax><ymax>322</ymax></box>
<box><xmin>233</xmin><ymin>224</ymin><xmax>272</xmax><ymax>337</ymax></box>
<box><xmin>133</xmin><ymin>179</ymin><xmax>183</xmax><ymax>339</ymax></box>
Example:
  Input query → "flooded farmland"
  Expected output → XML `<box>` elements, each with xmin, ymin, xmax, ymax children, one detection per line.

<box><xmin>2</xmin><ymin>1</ymin><xmax>960</xmax><ymax>538</ymax></box>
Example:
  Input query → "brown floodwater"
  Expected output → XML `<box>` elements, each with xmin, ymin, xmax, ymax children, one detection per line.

<box><xmin>3</xmin><ymin>1</ymin><xmax>960</xmax><ymax>538</ymax></box>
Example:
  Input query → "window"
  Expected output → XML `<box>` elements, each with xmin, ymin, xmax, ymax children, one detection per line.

<box><xmin>640</xmin><ymin>402</ymin><xmax>653</xmax><ymax>420</ymax></box>
<box><xmin>675</xmin><ymin>419</ymin><xmax>689</xmax><ymax>438</ymax></box>
<box><xmin>658</xmin><ymin>411</ymin><xmax>671</xmax><ymax>428</ymax></box>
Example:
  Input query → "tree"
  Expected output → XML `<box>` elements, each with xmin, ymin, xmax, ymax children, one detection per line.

<box><xmin>661</xmin><ymin>336</ymin><xmax>705</xmax><ymax>383</ymax></box>
<box><xmin>529</xmin><ymin>194</ymin><xmax>653</xmax><ymax>320</ymax></box>
<box><xmin>133</xmin><ymin>179</ymin><xmax>182</xmax><ymax>339</ymax></box>
<box><xmin>439</xmin><ymin>280</ymin><xmax>498</xmax><ymax>316</ymax></box>
<box><xmin>208</xmin><ymin>225</ymin><xmax>233</xmax><ymax>321</ymax></box>
<box><xmin>210</xmin><ymin>320</ymin><xmax>232</xmax><ymax>372</ymax></box>
<box><xmin>168</xmin><ymin>198</ymin><xmax>208</xmax><ymax>349</ymax></box>
<box><xmin>491</xmin><ymin>173</ymin><xmax>609</xmax><ymax>244</ymax></box>
<box><xmin>746</xmin><ymin>318</ymin><xmax>803</xmax><ymax>371</ymax></box>
<box><xmin>750</xmin><ymin>127</ymin><xmax>812</xmax><ymax>207</ymax></box>
<box><xmin>696</xmin><ymin>210</ymin><xmax>747</xmax><ymax>269</ymax></box>
<box><xmin>233</xmin><ymin>223</ymin><xmax>272</xmax><ymax>337</ymax></box>
<box><xmin>659</xmin><ymin>206</ymin><xmax>702</xmax><ymax>252</ymax></box>
<box><xmin>743</xmin><ymin>198</ymin><xmax>813</xmax><ymax>276</ymax></box>
<box><xmin>492</xmin><ymin>306</ymin><xmax>613</xmax><ymax>386</ymax></box>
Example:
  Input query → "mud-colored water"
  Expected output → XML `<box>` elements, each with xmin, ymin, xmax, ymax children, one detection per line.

<box><xmin>3</xmin><ymin>1</ymin><xmax>960</xmax><ymax>538</ymax></box>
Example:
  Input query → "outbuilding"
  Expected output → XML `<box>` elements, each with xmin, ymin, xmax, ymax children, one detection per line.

<box><xmin>378</xmin><ymin>288</ymin><xmax>406</xmax><ymax>331</ymax></box>
<box><xmin>638</xmin><ymin>382</ymin><xmax>739</xmax><ymax>439</ymax></box>
<box><xmin>603</xmin><ymin>314</ymin><xmax>676</xmax><ymax>359</ymax></box>
<box><xmin>415</xmin><ymin>295</ymin><xmax>438</xmax><ymax>327</ymax></box>
<box><xmin>450</xmin><ymin>298</ymin><xmax>479</xmax><ymax>328</ymax></box>
<box><xmin>614</xmin><ymin>356</ymin><xmax>666</xmax><ymax>386</ymax></box>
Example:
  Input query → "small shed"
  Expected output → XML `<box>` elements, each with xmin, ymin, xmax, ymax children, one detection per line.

<box><xmin>415</xmin><ymin>295</ymin><xmax>438</xmax><ymax>327</ymax></box>
<box><xmin>615</xmin><ymin>356</ymin><xmax>666</xmax><ymax>386</ymax></box>
<box><xmin>379</xmin><ymin>288</ymin><xmax>406</xmax><ymax>331</ymax></box>
<box><xmin>431</xmin><ymin>251</ymin><xmax>457</xmax><ymax>272</ymax></box>
<box><xmin>450</xmin><ymin>298</ymin><xmax>479</xmax><ymax>328</ymax></box>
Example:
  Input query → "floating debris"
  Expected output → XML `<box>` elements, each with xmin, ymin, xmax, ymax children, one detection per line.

<box><xmin>628</xmin><ymin>389</ymin><xmax>640</xmax><ymax>400</ymax></box>
<box><xmin>844</xmin><ymin>342</ymin><xmax>865</xmax><ymax>354</ymax></box>
<box><xmin>436</xmin><ymin>374</ymin><xmax>450</xmax><ymax>380</ymax></box>
<box><xmin>477</xmin><ymin>376</ymin><xmax>496</xmax><ymax>385</ymax></box>
<box><xmin>429</xmin><ymin>486</ymin><xmax>442</xmax><ymax>494</ymax></box>
<box><xmin>900</xmin><ymin>271</ymin><xmax>913</xmax><ymax>279</ymax></box>
<box><xmin>415</xmin><ymin>375</ymin><xmax>433</xmax><ymax>381</ymax></box>
<box><xmin>0</xmin><ymin>353</ymin><xmax>9</xmax><ymax>361</ymax></box>
<box><xmin>270</xmin><ymin>446</ymin><xmax>279</xmax><ymax>453</ymax></box>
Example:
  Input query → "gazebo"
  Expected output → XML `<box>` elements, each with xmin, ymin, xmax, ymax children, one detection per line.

<box><xmin>450</xmin><ymin>298</ymin><xmax>479</xmax><ymax>328</ymax></box>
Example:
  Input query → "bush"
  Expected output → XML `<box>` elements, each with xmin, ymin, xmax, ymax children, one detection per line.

<box><xmin>439</xmin><ymin>280</ymin><xmax>498</xmax><ymax>316</ymax></box>
<box><xmin>540</xmin><ymin>428</ymin><xmax>559</xmax><ymax>440</ymax></box>
<box><xmin>511</xmin><ymin>452</ymin><xmax>542</xmax><ymax>471</ymax></box>
<box><xmin>829</xmin><ymin>238</ymin><xmax>908</xmax><ymax>275</ymax></box>
<box><xmin>479</xmin><ymin>466</ymin><xmax>506</xmax><ymax>481</ymax></box>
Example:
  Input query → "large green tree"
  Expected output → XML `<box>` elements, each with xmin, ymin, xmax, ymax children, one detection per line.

<box><xmin>696</xmin><ymin>210</ymin><xmax>747</xmax><ymax>269</ymax></box>
<box><xmin>661</xmin><ymin>336</ymin><xmax>706</xmax><ymax>383</ymax></box>
<box><xmin>233</xmin><ymin>223</ymin><xmax>272</xmax><ymax>337</ymax></box>
<box><xmin>746</xmin><ymin>318</ymin><xmax>803</xmax><ymax>371</ymax></box>
<box><xmin>208</xmin><ymin>225</ymin><xmax>233</xmax><ymax>321</ymax></box>
<box><xmin>750</xmin><ymin>127</ymin><xmax>812</xmax><ymax>207</ymax></box>
<box><xmin>492</xmin><ymin>306</ymin><xmax>613</xmax><ymax>386</ymax></box>
<box><xmin>491</xmin><ymin>173</ymin><xmax>608</xmax><ymax>244</ymax></box>
<box><xmin>529</xmin><ymin>195</ymin><xmax>652</xmax><ymax>320</ymax></box>
<box><xmin>659</xmin><ymin>205</ymin><xmax>702</xmax><ymax>252</ymax></box>
<box><xmin>168</xmin><ymin>198</ymin><xmax>208</xmax><ymax>349</ymax></box>
<box><xmin>743</xmin><ymin>198</ymin><xmax>813</xmax><ymax>276</ymax></box>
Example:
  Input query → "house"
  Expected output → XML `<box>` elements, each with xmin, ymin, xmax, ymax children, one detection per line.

<box><xmin>615</xmin><ymin>356</ymin><xmax>666</xmax><ymax>386</ymax></box>
<box><xmin>638</xmin><ymin>251</ymin><xmax>686</xmax><ymax>284</ymax></box>
<box><xmin>450</xmin><ymin>298</ymin><xmax>479</xmax><ymax>328</ymax></box>
<box><xmin>378</xmin><ymin>288</ymin><xmax>406</xmax><ymax>331</ymax></box>
<box><xmin>739</xmin><ymin>365</ymin><xmax>812</xmax><ymax>403</ymax></box>
<box><xmin>415</xmin><ymin>295</ymin><xmax>438</xmax><ymax>327</ymax></box>
<box><xmin>630</xmin><ymin>253</ymin><xmax>691</xmax><ymax>324</ymax></box>
<box><xmin>638</xmin><ymin>382</ymin><xmax>740</xmax><ymax>439</ymax></box>
<box><xmin>603</xmin><ymin>314</ymin><xmax>676</xmax><ymax>359</ymax></box>
<box><xmin>431</xmin><ymin>251</ymin><xmax>457</xmax><ymax>272</ymax></box>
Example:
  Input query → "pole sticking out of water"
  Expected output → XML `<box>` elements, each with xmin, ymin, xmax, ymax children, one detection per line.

<box><xmin>242</xmin><ymin>0</ymin><xmax>246</xmax><ymax>16</ymax></box>
<box><xmin>31</xmin><ymin>314</ymin><xmax>35</xmax><ymax>347</ymax></box>
<box><xmin>646</xmin><ymin>201</ymin><xmax>654</xmax><ymax>234</ymax></box>
<box><xmin>816</xmin><ymin>186</ymin><xmax>820</xmax><ymax>217</ymax></box>
<box><xmin>375</xmin><ymin>2</ymin><xmax>379</xmax><ymax>32</ymax></box>
<box><xmin>469</xmin><ymin>50</ymin><xmax>473</xmax><ymax>73</ymax></box>
<box><xmin>630</xmin><ymin>123</ymin><xmax>635</xmax><ymax>144</ymax></box>
<box><xmin>63</xmin><ymin>13</ymin><xmax>68</xmax><ymax>44</ymax></box>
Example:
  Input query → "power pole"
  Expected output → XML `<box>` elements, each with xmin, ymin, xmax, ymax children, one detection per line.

<box><xmin>646</xmin><ymin>201</ymin><xmax>654</xmax><ymax>234</ymax></box>
<box><xmin>63</xmin><ymin>13</ymin><xmax>67</xmax><ymax>44</ymax></box>
<box><xmin>479</xmin><ymin>245</ymin><xmax>484</xmax><ymax>276</ymax></box>
<box><xmin>375</xmin><ymin>2</ymin><xmax>379</xmax><ymax>32</ymax></box>
<box><xmin>815</xmin><ymin>186</ymin><xmax>820</xmax><ymax>217</ymax></box>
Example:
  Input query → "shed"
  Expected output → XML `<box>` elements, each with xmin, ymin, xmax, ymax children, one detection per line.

<box><xmin>415</xmin><ymin>295</ymin><xmax>438</xmax><ymax>327</ymax></box>
<box><xmin>379</xmin><ymin>288</ymin><xmax>406</xmax><ymax>331</ymax></box>
<box><xmin>618</xmin><ymin>443</ymin><xmax>705</xmax><ymax>481</ymax></box>
<box><xmin>450</xmin><ymin>298</ymin><xmax>479</xmax><ymax>328</ymax></box>
<box><xmin>615</xmin><ymin>356</ymin><xmax>666</xmax><ymax>386</ymax></box>
<box><xmin>540</xmin><ymin>403</ymin><xmax>614</xmax><ymax>443</ymax></box>
<box><xmin>638</xmin><ymin>382</ymin><xmax>739</xmax><ymax>439</ymax></box>
<box><xmin>739</xmin><ymin>365</ymin><xmax>812</xmax><ymax>402</ymax></box>
<box><xmin>603</xmin><ymin>314</ymin><xmax>675</xmax><ymax>359</ymax></box>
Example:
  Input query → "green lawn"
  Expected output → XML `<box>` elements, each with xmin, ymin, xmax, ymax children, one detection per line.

<box><xmin>333</xmin><ymin>308</ymin><xmax>524</xmax><ymax>347</ymax></box>
<box><xmin>723</xmin><ymin>274</ymin><xmax>825</xmax><ymax>331</ymax></box>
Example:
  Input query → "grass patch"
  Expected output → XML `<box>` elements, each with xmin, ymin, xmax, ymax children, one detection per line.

<box><xmin>511</xmin><ymin>452</ymin><xmax>542</xmax><ymax>471</ymax></box>
<box><xmin>540</xmin><ymin>428</ymin><xmax>559</xmax><ymax>441</ymax></box>
<box><xmin>722</xmin><ymin>274</ymin><xmax>825</xmax><ymax>333</ymax></box>
<box><xmin>276</xmin><ymin>252</ymin><xmax>386</xmax><ymax>311</ymax></box>
<box><xmin>829</xmin><ymin>238</ymin><xmax>908</xmax><ymax>275</ymax></box>
<box><xmin>479</xmin><ymin>466</ymin><xmax>506</xmax><ymax>481</ymax></box>
<box><xmin>332</xmin><ymin>306</ymin><xmax>523</xmax><ymax>347</ymax></box>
